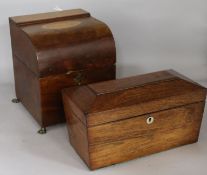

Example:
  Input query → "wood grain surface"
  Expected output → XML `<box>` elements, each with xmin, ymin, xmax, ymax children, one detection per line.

<box><xmin>9</xmin><ymin>9</ymin><xmax>116</xmax><ymax>77</ymax></box>
<box><xmin>88</xmin><ymin>102</ymin><xmax>205</xmax><ymax>145</ymax></box>
<box><xmin>62</xmin><ymin>70</ymin><xmax>207</xmax><ymax>170</ymax></box>
<box><xmin>9</xmin><ymin>9</ymin><xmax>116</xmax><ymax>127</ymax></box>
<box><xmin>63</xmin><ymin>70</ymin><xmax>206</xmax><ymax>126</ymax></box>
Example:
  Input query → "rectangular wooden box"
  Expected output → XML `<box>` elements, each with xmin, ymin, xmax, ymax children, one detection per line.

<box><xmin>9</xmin><ymin>9</ymin><xmax>116</xmax><ymax>130</ymax></box>
<box><xmin>62</xmin><ymin>70</ymin><xmax>207</xmax><ymax>170</ymax></box>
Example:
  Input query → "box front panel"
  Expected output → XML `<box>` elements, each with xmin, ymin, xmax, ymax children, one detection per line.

<box><xmin>88</xmin><ymin>102</ymin><xmax>205</xmax><ymax>169</ymax></box>
<box><xmin>40</xmin><ymin>65</ymin><xmax>115</xmax><ymax>127</ymax></box>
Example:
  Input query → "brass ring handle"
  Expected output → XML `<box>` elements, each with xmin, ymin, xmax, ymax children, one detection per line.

<box><xmin>146</xmin><ymin>116</ymin><xmax>154</xmax><ymax>124</ymax></box>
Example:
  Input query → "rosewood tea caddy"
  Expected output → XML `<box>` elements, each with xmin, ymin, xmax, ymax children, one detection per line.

<box><xmin>9</xmin><ymin>9</ymin><xmax>116</xmax><ymax>133</ymax></box>
<box><xmin>62</xmin><ymin>70</ymin><xmax>206</xmax><ymax>170</ymax></box>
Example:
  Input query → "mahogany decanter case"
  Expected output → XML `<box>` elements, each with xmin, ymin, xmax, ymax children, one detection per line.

<box><xmin>9</xmin><ymin>9</ymin><xmax>116</xmax><ymax>133</ymax></box>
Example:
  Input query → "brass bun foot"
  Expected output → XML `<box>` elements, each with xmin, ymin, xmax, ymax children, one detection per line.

<box><xmin>12</xmin><ymin>98</ymin><xmax>20</xmax><ymax>103</ymax></box>
<box><xmin>38</xmin><ymin>128</ymin><xmax>47</xmax><ymax>134</ymax></box>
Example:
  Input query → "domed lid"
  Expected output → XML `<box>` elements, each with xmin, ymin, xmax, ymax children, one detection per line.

<box><xmin>9</xmin><ymin>9</ymin><xmax>116</xmax><ymax>77</ymax></box>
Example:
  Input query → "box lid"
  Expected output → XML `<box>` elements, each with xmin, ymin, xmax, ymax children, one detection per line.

<box><xmin>62</xmin><ymin>70</ymin><xmax>207</xmax><ymax>127</ymax></box>
<box><xmin>9</xmin><ymin>9</ymin><xmax>116</xmax><ymax>77</ymax></box>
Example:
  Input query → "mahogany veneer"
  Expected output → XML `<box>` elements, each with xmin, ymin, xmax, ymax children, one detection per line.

<box><xmin>9</xmin><ymin>9</ymin><xmax>116</xmax><ymax>131</ymax></box>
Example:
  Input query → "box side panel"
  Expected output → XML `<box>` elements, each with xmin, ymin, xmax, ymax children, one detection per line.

<box><xmin>9</xmin><ymin>20</ymin><xmax>39</xmax><ymax>75</ymax></box>
<box><xmin>88</xmin><ymin>102</ymin><xmax>205</xmax><ymax>169</ymax></box>
<box><xmin>62</xmin><ymin>94</ymin><xmax>90</xmax><ymax>167</ymax></box>
<box><xmin>40</xmin><ymin>65</ymin><xmax>115</xmax><ymax>127</ymax></box>
<box><xmin>13</xmin><ymin>56</ymin><xmax>42</xmax><ymax>125</ymax></box>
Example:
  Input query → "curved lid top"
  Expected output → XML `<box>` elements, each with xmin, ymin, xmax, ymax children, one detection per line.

<box><xmin>10</xmin><ymin>9</ymin><xmax>90</xmax><ymax>26</ymax></box>
<box><xmin>9</xmin><ymin>9</ymin><xmax>116</xmax><ymax>77</ymax></box>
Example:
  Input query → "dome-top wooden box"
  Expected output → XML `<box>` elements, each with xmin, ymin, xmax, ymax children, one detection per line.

<box><xmin>9</xmin><ymin>9</ymin><xmax>116</xmax><ymax>131</ymax></box>
<box><xmin>62</xmin><ymin>70</ymin><xmax>206</xmax><ymax>170</ymax></box>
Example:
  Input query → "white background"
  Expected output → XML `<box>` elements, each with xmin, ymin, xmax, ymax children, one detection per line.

<box><xmin>1</xmin><ymin>0</ymin><xmax>207</xmax><ymax>82</ymax></box>
<box><xmin>0</xmin><ymin>0</ymin><xmax>207</xmax><ymax>175</ymax></box>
